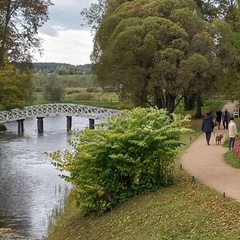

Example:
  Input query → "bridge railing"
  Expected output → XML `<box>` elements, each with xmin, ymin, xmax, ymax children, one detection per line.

<box><xmin>0</xmin><ymin>103</ymin><xmax>121</xmax><ymax>123</ymax></box>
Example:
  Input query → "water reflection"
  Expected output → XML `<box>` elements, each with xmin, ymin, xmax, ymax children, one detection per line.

<box><xmin>0</xmin><ymin>116</ymin><xmax>93</xmax><ymax>239</ymax></box>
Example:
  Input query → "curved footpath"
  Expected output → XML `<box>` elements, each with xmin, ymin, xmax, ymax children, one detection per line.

<box><xmin>180</xmin><ymin>101</ymin><xmax>240</xmax><ymax>202</ymax></box>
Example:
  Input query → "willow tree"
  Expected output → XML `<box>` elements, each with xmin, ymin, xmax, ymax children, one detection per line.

<box><xmin>91</xmin><ymin>0</ymin><xmax>236</xmax><ymax>113</ymax></box>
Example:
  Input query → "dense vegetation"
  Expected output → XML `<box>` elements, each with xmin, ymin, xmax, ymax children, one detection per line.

<box><xmin>50</xmin><ymin>108</ymin><xmax>192</xmax><ymax>215</ymax></box>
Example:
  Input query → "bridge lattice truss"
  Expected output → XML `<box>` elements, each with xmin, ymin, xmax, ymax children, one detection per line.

<box><xmin>0</xmin><ymin>104</ymin><xmax>121</xmax><ymax>123</ymax></box>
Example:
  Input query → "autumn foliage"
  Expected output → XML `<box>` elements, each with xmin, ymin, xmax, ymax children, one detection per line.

<box><xmin>0</xmin><ymin>58</ymin><xmax>33</xmax><ymax>109</ymax></box>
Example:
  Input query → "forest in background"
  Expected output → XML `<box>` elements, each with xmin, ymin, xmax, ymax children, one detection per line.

<box><xmin>33</xmin><ymin>62</ymin><xmax>92</xmax><ymax>75</ymax></box>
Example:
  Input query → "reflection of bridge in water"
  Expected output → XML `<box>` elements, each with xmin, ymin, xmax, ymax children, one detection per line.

<box><xmin>0</xmin><ymin>103</ymin><xmax>121</xmax><ymax>134</ymax></box>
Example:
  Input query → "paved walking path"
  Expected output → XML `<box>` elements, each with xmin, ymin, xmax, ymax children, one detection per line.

<box><xmin>180</xmin><ymin>101</ymin><xmax>240</xmax><ymax>202</ymax></box>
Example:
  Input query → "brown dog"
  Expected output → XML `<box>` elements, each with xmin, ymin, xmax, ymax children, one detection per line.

<box><xmin>215</xmin><ymin>134</ymin><xmax>223</xmax><ymax>145</ymax></box>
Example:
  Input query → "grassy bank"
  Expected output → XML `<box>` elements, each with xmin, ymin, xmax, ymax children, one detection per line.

<box><xmin>223</xmin><ymin>118</ymin><xmax>240</xmax><ymax>169</ymax></box>
<box><xmin>47</xmin><ymin>165</ymin><xmax>240</xmax><ymax>240</ymax></box>
<box><xmin>46</xmin><ymin>115</ymin><xmax>240</xmax><ymax>240</ymax></box>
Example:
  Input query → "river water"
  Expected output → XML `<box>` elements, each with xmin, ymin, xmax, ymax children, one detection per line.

<box><xmin>0</xmin><ymin>116</ymin><xmax>95</xmax><ymax>239</ymax></box>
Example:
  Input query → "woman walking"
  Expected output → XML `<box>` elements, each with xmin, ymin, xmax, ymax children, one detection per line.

<box><xmin>228</xmin><ymin>117</ymin><xmax>238</xmax><ymax>150</ymax></box>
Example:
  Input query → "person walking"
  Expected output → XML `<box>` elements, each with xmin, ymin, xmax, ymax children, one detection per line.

<box><xmin>228</xmin><ymin>117</ymin><xmax>238</xmax><ymax>150</ymax></box>
<box><xmin>222</xmin><ymin>108</ymin><xmax>231</xmax><ymax>130</ymax></box>
<box><xmin>201</xmin><ymin>112</ymin><xmax>215</xmax><ymax>145</ymax></box>
<box><xmin>215</xmin><ymin>108</ymin><xmax>222</xmax><ymax>130</ymax></box>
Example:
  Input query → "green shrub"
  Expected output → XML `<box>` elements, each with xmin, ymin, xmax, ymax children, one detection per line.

<box><xmin>50</xmin><ymin>108</ymin><xmax>192</xmax><ymax>215</ymax></box>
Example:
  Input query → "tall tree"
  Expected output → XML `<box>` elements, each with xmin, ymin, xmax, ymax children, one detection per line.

<box><xmin>92</xmin><ymin>0</ymin><xmax>236</xmax><ymax>113</ymax></box>
<box><xmin>0</xmin><ymin>0</ymin><xmax>53</xmax><ymax>65</ymax></box>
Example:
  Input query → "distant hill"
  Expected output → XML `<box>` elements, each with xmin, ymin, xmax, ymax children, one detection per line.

<box><xmin>33</xmin><ymin>62</ymin><xmax>92</xmax><ymax>75</ymax></box>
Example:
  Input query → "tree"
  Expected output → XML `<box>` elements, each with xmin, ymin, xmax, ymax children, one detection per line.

<box><xmin>80</xmin><ymin>0</ymin><xmax>107</xmax><ymax>32</ymax></box>
<box><xmin>58</xmin><ymin>65</ymin><xmax>68</xmax><ymax>75</ymax></box>
<box><xmin>194</xmin><ymin>0</ymin><xmax>239</xmax><ymax>24</ymax></box>
<box><xmin>0</xmin><ymin>57</ymin><xmax>33</xmax><ymax>109</ymax></box>
<box><xmin>43</xmin><ymin>74</ymin><xmax>65</xmax><ymax>103</ymax></box>
<box><xmin>0</xmin><ymin>0</ymin><xmax>53</xmax><ymax>65</ymax></box>
<box><xmin>91</xmin><ymin>0</ymin><xmax>236</xmax><ymax>113</ymax></box>
<box><xmin>50</xmin><ymin>107</ymin><xmax>192</xmax><ymax>215</ymax></box>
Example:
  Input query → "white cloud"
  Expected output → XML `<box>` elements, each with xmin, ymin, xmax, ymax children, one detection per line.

<box><xmin>34</xmin><ymin>0</ymin><xmax>96</xmax><ymax>65</ymax></box>
<box><xmin>34</xmin><ymin>29</ymin><xmax>94</xmax><ymax>65</ymax></box>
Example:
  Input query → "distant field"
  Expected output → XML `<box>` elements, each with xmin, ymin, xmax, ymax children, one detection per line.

<box><xmin>32</xmin><ymin>87</ymin><xmax>119</xmax><ymax>103</ymax></box>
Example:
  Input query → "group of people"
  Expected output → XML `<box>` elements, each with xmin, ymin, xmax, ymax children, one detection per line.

<box><xmin>215</xmin><ymin>108</ymin><xmax>231</xmax><ymax>130</ymax></box>
<box><xmin>201</xmin><ymin>108</ymin><xmax>238</xmax><ymax>150</ymax></box>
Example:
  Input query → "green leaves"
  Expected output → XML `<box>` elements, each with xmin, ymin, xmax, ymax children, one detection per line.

<box><xmin>51</xmin><ymin>107</ymin><xmax>192</xmax><ymax>215</ymax></box>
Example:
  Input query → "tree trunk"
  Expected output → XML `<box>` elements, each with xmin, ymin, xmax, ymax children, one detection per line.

<box><xmin>195</xmin><ymin>94</ymin><xmax>203</xmax><ymax>118</ymax></box>
<box><xmin>153</xmin><ymin>86</ymin><xmax>164</xmax><ymax>109</ymax></box>
<box><xmin>166</xmin><ymin>93</ymin><xmax>176</xmax><ymax>113</ymax></box>
<box><xmin>184</xmin><ymin>92</ymin><xmax>196</xmax><ymax>111</ymax></box>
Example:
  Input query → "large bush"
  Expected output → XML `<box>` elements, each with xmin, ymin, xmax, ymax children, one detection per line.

<box><xmin>51</xmin><ymin>107</ymin><xmax>191</xmax><ymax>215</ymax></box>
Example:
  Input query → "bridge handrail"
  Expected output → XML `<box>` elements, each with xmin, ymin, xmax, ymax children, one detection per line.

<box><xmin>0</xmin><ymin>103</ymin><xmax>121</xmax><ymax>123</ymax></box>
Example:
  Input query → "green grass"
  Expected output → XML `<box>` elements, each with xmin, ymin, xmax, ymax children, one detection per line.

<box><xmin>224</xmin><ymin>150</ymin><xmax>240</xmax><ymax>168</ymax></box>
<box><xmin>47</xmin><ymin>166</ymin><xmax>240</xmax><ymax>240</ymax></box>
<box><xmin>222</xmin><ymin>118</ymin><xmax>240</xmax><ymax>169</ymax></box>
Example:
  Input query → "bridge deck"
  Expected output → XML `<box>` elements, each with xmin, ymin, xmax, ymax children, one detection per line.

<box><xmin>0</xmin><ymin>104</ymin><xmax>121</xmax><ymax>123</ymax></box>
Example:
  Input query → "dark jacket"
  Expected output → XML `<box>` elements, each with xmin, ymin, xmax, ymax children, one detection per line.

<box><xmin>215</xmin><ymin>110</ymin><xmax>222</xmax><ymax>122</ymax></box>
<box><xmin>201</xmin><ymin>115</ymin><xmax>214</xmax><ymax>132</ymax></box>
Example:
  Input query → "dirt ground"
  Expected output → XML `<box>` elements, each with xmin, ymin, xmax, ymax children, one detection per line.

<box><xmin>180</xmin><ymin>101</ymin><xmax>240</xmax><ymax>202</ymax></box>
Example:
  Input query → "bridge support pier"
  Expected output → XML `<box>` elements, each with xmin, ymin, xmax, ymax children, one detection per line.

<box><xmin>17</xmin><ymin>119</ymin><xmax>25</xmax><ymax>135</ymax></box>
<box><xmin>66</xmin><ymin>116</ymin><xmax>72</xmax><ymax>131</ymax></box>
<box><xmin>37</xmin><ymin>117</ymin><xmax>45</xmax><ymax>134</ymax></box>
<box><xmin>89</xmin><ymin>118</ymin><xmax>95</xmax><ymax>129</ymax></box>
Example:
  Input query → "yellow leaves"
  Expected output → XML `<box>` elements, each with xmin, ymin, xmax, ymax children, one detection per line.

<box><xmin>0</xmin><ymin>58</ymin><xmax>33</xmax><ymax>109</ymax></box>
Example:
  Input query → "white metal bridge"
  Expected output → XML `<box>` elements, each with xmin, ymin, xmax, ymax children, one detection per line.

<box><xmin>0</xmin><ymin>103</ymin><xmax>121</xmax><ymax>123</ymax></box>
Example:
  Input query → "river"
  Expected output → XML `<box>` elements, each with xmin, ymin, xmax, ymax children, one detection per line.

<box><xmin>0</xmin><ymin>115</ymin><xmax>96</xmax><ymax>239</ymax></box>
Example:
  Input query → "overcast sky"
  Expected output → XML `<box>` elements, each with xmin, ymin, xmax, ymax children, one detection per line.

<box><xmin>33</xmin><ymin>0</ymin><xmax>95</xmax><ymax>65</ymax></box>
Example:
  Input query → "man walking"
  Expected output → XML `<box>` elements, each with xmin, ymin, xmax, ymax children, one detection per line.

<box><xmin>222</xmin><ymin>108</ymin><xmax>231</xmax><ymax>130</ymax></box>
<box><xmin>201</xmin><ymin>112</ymin><xmax>215</xmax><ymax>145</ymax></box>
<box><xmin>228</xmin><ymin>117</ymin><xmax>238</xmax><ymax>150</ymax></box>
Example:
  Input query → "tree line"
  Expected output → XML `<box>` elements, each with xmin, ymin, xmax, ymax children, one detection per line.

<box><xmin>33</xmin><ymin>62</ymin><xmax>92</xmax><ymax>75</ymax></box>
